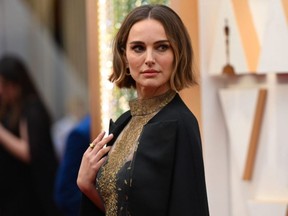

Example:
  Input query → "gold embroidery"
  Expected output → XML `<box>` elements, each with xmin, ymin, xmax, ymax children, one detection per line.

<box><xmin>97</xmin><ymin>90</ymin><xmax>176</xmax><ymax>216</ymax></box>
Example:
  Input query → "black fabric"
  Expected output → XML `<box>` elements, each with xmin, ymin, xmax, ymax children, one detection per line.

<box><xmin>80</xmin><ymin>194</ymin><xmax>105</xmax><ymax>216</ymax></box>
<box><xmin>25</xmin><ymin>98</ymin><xmax>62</xmax><ymax>216</ymax></box>
<box><xmin>0</xmin><ymin>97</ymin><xmax>61</xmax><ymax>216</ymax></box>
<box><xmin>107</xmin><ymin>112</ymin><xmax>132</xmax><ymax>146</ymax></box>
<box><xmin>130</xmin><ymin>121</ymin><xmax>178</xmax><ymax>216</ymax></box>
<box><xmin>80</xmin><ymin>94</ymin><xmax>209</xmax><ymax>215</ymax></box>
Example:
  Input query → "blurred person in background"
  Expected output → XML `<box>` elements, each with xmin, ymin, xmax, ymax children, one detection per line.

<box><xmin>0</xmin><ymin>54</ymin><xmax>62</xmax><ymax>216</ymax></box>
<box><xmin>54</xmin><ymin>114</ymin><xmax>91</xmax><ymax>216</ymax></box>
<box><xmin>52</xmin><ymin>97</ymin><xmax>87</xmax><ymax>160</ymax></box>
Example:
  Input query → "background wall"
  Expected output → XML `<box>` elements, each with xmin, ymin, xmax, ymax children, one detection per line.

<box><xmin>170</xmin><ymin>0</ymin><xmax>202</xmax><ymax>130</ymax></box>
<box><xmin>200</xmin><ymin>0</ymin><xmax>288</xmax><ymax>215</ymax></box>
<box><xmin>0</xmin><ymin>0</ymin><xmax>88</xmax><ymax>120</ymax></box>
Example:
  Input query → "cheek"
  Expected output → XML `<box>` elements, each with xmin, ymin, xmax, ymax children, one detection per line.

<box><xmin>127</xmin><ymin>55</ymin><xmax>143</xmax><ymax>69</ymax></box>
<box><xmin>161</xmin><ymin>54</ymin><xmax>174</xmax><ymax>70</ymax></box>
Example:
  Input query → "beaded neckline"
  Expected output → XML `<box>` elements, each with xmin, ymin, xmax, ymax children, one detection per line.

<box><xmin>129</xmin><ymin>90</ymin><xmax>176</xmax><ymax>116</ymax></box>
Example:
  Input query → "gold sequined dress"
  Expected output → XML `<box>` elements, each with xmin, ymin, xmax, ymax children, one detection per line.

<box><xmin>96</xmin><ymin>90</ymin><xmax>176</xmax><ymax>216</ymax></box>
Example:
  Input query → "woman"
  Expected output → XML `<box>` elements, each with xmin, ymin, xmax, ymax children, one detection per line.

<box><xmin>0</xmin><ymin>55</ymin><xmax>62</xmax><ymax>215</ymax></box>
<box><xmin>77</xmin><ymin>4</ymin><xmax>209</xmax><ymax>216</ymax></box>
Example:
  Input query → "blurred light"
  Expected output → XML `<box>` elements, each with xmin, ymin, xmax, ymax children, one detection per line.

<box><xmin>98</xmin><ymin>0</ymin><xmax>113</xmax><ymax>131</ymax></box>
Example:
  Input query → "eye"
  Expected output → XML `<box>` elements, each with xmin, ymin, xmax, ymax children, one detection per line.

<box><xmin>131</xmin><ymin>45</ymin><xmax>145</xmax><ymax>53</ymax></box>
<box><xmin>157</xmin><ymin>44</ymin><xmax>170</xmax><ymax>52</ymax></box>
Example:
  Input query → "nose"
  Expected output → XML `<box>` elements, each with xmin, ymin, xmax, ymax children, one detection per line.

<box><xmin>145</xmin><ymin>49</ymin><xmax>155</xmax><ymax>67</ymax></box>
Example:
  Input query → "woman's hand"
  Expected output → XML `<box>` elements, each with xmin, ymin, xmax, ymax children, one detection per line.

<box><xmin>77</xmin><ymin>131</ymin><xmax>113</xmax><ymax>210</ymax></box>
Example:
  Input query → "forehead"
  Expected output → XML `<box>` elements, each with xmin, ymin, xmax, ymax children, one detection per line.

<box><xmin>127</xmin><ymin>19</ymin><xmax>168</xmax><ymax>41</ymax></box>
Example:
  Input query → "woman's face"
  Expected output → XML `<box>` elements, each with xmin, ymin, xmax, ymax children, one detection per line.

<box><xmin>0</xmin><ymin>77</ymin><xmax>20</xmax><ymax>104</ymax></box>
<box><xmin>125</xmin><ymin>19</ymin><xmax>174</xmax><ymax>99</ymax></box>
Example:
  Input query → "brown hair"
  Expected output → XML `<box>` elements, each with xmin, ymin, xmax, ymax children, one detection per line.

<box><xmin>109</xmin><ymin>4</ymin><xmax>196</xmax><ymax>91</ymax></box>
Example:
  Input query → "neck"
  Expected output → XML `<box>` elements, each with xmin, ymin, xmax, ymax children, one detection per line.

<box><xmin>136</xmin><ymin>86</ymin><xmax>171</xmax><ymax>100</ymax></box>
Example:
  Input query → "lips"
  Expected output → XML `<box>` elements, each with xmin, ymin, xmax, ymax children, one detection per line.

<box><xmin>141</xmin><ymin>69</ymin><xmax>159</xmax><ymax>74</ymax></box>
<box><xmin>141</xmin><ymin>69</ymin><xmax>159</xmax><ymax>78</ymax></box>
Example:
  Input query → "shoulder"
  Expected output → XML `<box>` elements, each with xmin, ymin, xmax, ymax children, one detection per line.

<box><xmin>157</xmin><ymin>94</ymin><xmax>199</xmax><ymax>126</ymax></box>
<box><xmin>153</xmin><ymin>94</ymin><xmax>201</xmax><ymax>142</ymax></box>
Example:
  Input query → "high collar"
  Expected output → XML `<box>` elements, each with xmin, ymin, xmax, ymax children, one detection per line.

<box><xmin>129</xmin><ymin>90</ymin><xmax>176</xmax><ymax>116</ymax></box>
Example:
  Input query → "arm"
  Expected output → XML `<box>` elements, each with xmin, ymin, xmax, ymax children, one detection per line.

<box><xmin>168</xmin><ymin>113</ymin><xmax>209</xmax><ymax>215</ymax></box>
<box><xmin>77</xmin><ymin>131</ymin><xmax>113</xmax><ymax>212</ymax></box>
<box><xmin>0</xmin><ymin>119</ymin><xmax>30</xmax><ymax>162</ymax></box>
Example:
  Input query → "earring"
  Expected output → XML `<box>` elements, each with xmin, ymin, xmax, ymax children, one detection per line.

<box><xmin>125</xmin><ymin>68</ymin><xmax>130</xmax><ymax>76</ymax></box>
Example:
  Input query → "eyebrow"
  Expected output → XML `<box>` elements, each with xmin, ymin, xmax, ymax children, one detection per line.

<box><xmin>129</xmin><ymin>40</ymin><xmax>170</xmax><ymax>45</ymax></box>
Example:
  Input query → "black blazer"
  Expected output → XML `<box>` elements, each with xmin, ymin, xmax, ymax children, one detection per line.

<box><xmin>81</xmin><ymin>94</ymin><xmax>209</xmax><ymax>216</ymax></box>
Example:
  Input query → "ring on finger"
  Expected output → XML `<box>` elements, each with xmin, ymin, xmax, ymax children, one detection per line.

<box><xmin>89</xmin><ymin>143</ymin><xmax>96</xmax><ymax>149</ymax></box>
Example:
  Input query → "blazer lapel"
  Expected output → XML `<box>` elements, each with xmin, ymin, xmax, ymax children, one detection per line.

<box><xmin>107</xmin><ymin>111</ymin><xmax>131</xmax><ymax>146</ymax></box>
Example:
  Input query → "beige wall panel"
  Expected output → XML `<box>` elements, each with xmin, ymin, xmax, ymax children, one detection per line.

<box><xmin>86</xmin><ymin>0</ymin><xmax>101</xmax><ymax>139</ymax></box>
<box><xmin>170</xmin><ymin>0</ymin><xmax>202</xmax><ymax>131</ymax></box>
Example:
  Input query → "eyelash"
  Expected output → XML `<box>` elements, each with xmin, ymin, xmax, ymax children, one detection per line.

<box><xmin>131</xmin><ymin>45</ymin><xmax>144</xmax><ymax>53</ymax></box>
<box><xmin>131</xmin><ymin>44</ymin><xmax>170</xmax><ymax>53</ymax></box>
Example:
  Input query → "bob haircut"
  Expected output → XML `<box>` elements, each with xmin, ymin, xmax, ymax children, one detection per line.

<box><xmin>109</xmin><ymin>4</ymin><xmax>196</xmax><ymax>91</ymax></box>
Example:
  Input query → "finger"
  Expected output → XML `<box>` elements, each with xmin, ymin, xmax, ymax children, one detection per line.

<box><xmin>91</xmin><ymin>134</ymin><xmax>114</xmax><ymax>152</ymax></box>
<box><xmin>88</xmin><ymin>131</ymin><xmax>106</xmax><ymax>150</ymax></box>
<box><xmin>88</xmin><ymin>147</ymin><xmax>111</xmax><ymax>172</ymax></box>
<box><xmin>102</xmin><ymin>133</ymin><xmax>114</xmax><ymax>145</ymax></box>
<box><xmin>94</xmin><ymin>131</ymin><xmax>106</xmax><ymax>143</ymax></box>
<box><xmin>95</xmin><ymin>156</ymin><xmax>108</xmax><ymax>171</ymax></box>
<box><xmin>95</xmin><ymin>146</ymin><xmax>111</xmax><ymax>162</ymax></box>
